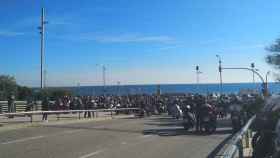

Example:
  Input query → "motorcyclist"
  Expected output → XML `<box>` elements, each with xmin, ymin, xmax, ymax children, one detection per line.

<box><xmin>199</xmin><ymin>102</ymin><xmax>217</xmax><ymax>134</ymax></box>
<box><xmin>194</xmin><ymin>95</ymin><xmax>206</xmax><ymax>132</ymax></box>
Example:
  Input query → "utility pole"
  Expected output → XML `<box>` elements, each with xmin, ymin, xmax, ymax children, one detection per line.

<box><xmin>38</xmin><ymin>8</ymin><xmax>47</xmax><ymax>89</ymax></box>
<box><xmin>216</xmin><ymin>55</ymin><xmax>223</xmax><ymax>95</ymax></box>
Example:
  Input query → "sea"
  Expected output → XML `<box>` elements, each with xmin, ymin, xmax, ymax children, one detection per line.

<box><xmin>63</xmin><ymin>82</ymin><xmax>280</xmax><ymax>96</ymax></box>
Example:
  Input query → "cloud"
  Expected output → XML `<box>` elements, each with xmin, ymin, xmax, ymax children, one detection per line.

<box><xmin>225</xmin><ymin>43</ymin><xmax>266</xmax><ymax>50</ymax></box>
<box><xmin>94</xmin><ymin>35</ymin><xmax>174</xmax><ymax>43</ymax></box>
<box><xmin>54</xmin><ymin>33</ymin><xmax>176</xmax><ymax>44</ymax></box>
<box><xmin>77</xmin><ymin>34</ymin><xmax>175</xmax><ymax>44</ymax></box>
<box><xmin>0</xmin><ymin>31</ymin><xmax>25</xmax><ymax>37</ymax></box>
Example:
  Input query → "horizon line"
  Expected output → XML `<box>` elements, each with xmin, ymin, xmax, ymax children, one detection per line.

<box><xmin>31</xmin><ymin>81</ymin><xmax>278</xmax><ymax>88</ymax></box>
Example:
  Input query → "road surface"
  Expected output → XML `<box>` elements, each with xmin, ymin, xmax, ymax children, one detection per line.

<box><xmin>0</xmin><ymin>115</ymin><xmax>232</xmax><ymax>158</ymax></box>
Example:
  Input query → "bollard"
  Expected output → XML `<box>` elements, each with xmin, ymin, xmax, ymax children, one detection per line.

<box><xmin>111</xmin><ymin>111</ymin><xmax>113</xmax><ymax>118</ymax></box>
<box><xmin>78</xmin><ymin>112</ymin><xmax>81</xmax><ymax>119</ymax></box>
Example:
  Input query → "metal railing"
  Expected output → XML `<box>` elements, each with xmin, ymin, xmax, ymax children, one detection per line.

<box><xmin>0</xmin><ymin>108</ymin><xmax>140</xmax><ymax>123</ymax></box>
<box><xmin>0</xmin><ymin>101</ymin><xmax>43</xmax><ymax>113</ymax></box>
<box><xmin>218</xmin><ymin>115</ymin><xmax>256</xmax><ymax>158</ymax></box>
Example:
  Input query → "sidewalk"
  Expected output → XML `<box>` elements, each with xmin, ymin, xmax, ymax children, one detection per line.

<box><xmin>0</xmin><ymin>112</ymin><xmax>135</xmax><ymax>132</ymax></box>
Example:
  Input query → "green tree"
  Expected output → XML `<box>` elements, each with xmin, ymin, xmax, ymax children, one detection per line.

<box><xmin>17</xmin><ymin>86</ymin><xmax>33</xmax><ymax>100</ymax></box>
<box><xmin>266</xmin><ymin>38</ymin><xmax>280</xmax><ymax>79</ymax></box>
<box><xmin>49</xmin><ymin>89</ymin><xmax>73</xmax><ymax>99</ymax></box>
<box><xmin>0</xmin><ymin>75</ymin><xmax>18</xmax><ymax>100</ymax></box>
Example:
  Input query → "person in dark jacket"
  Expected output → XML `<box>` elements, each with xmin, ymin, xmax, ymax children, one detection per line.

<box><xmin>42</xmin><ymin>97</ymin><xmax>50</xmax><ymax>121</ymax></box>
<box><xmin>7</xmin><ymin>95</ymin><xmax>16</xmax><ymax>118</ymax></box>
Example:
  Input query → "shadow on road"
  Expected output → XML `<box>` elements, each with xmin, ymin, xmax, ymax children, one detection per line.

<box><xmin>44</xmin><ymin>124</ymin><xmax>142</xmax><ymax>134</ymax></box>
<box><xmin>143</xmin><ymin>128</ymin><xmax>232</xmax><ymax>136</ymax></box>
<box><xmin>143</xmin><ymin>116</ymin><xmax>233</xmax><ymax>136</ymax></box>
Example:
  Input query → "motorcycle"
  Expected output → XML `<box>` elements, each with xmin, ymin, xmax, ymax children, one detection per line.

<box><xmin>182</xmin><ymin>105</ymin><xmax>195</xmax><ymax>130</ymax></box>
<box><xmin>172</xmin><ymin>104</ymin><xmax>183</xmax><ymax>119</ymax></box>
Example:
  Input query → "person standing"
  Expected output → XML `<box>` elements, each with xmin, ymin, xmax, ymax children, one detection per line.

<box><xmin>7</xmin><ymin>95</ymin><xmax>16</xmax><ymax>118</ymax></box>
<box><xmin>42</xmin><ymin>97</ymin><xmax>50</xmax><ymax>121</ymax></box>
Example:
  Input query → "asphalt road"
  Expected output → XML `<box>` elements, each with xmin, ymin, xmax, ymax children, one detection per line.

<box><xmin>0</xmin><ymin>115</ymin><xmax>232</xmax><ymax>158</ymax></box>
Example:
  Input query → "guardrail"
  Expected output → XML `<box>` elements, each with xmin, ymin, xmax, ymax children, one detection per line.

<box><xmin>0</xmin><ymin>108</ymin><xmax>140</xmax><ymax>123</ymax></box>
<box><xmin>0</xmin><ymin>101</ymin><xmax>43</xmax><ymax>113</ymax></box>
<box><xmin>218</xmin><ymin>115</ymin><xmax>256</xmax><ymax>158</ymax></box>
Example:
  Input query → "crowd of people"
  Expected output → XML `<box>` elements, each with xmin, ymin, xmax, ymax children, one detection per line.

<box><xmin>8</xmin><ymin>92</ymin><xmax>280</xmax><ymax>157</ymax></box>
<box><xmin>32</xmin><ymin>93</ymin><xmax>263</xmax><ymax>124</ymax></box>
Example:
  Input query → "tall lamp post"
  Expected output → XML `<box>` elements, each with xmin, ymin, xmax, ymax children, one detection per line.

<box><xmin>221</xmin><ymin>67</ymin><xmax>268</xmax><ymax>97</ymax></box>
<box><xmin>38</xmin><ymin>8</ymin><xmax>48</xmax><ymax>89</ymax></box>
<box><xmin>216</xmin><ymin>55</ymin><xmax>223</xmax><ymax>95</ymax></box>
<box><xmin>195</xmin><ymin>65</ymin><xmax>202</xmax><ymax>93</ymax></box>
<box><xmin>251</xmin><ymin>63</ymin><xmax>259</xmax><ymax>90</ymax></box>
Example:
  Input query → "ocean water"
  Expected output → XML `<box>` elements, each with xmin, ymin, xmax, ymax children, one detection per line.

<box><xmin>67</xmin><ymin>83</ymin><xmax>280</xmax><ymax>96</ymax></box>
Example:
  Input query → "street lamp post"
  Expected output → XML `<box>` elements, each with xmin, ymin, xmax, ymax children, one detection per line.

<box><xmin>216</xmin><ymin>55</ymin><xmax>223</xmax><ymax>95</ymax></box>
<box><xmin>222</xmin><ymin>67</ymin><xmax>268</xmax><ymax>97</ymax></box>
<box><xmin>251</xmin><ymin>63</ymin><xmax>255</xmax><ymax>84</ymax></box>
<box><xmin>196</xmin><ymin>65</ymin><xmax>202</xmax><ymax>93</ymax></box>
<box><xmin>251</xmin><ymin>63</ymin><xmax>259</xmax><ymax>90</ymax></box>
<box><xmin>265</xmin><ymin>71</ymin><xmax>270</xmax><ymax>96</ymax></box>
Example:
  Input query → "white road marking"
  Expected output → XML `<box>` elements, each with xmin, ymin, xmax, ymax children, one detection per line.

<box><xmin>1</xmin><ymin>129</ymin><xmax>84</xmax><ymax>145</ymax></box>
<box><xmin>141</xmin><ymin>135</ymin><xmax>153</xmax><ymax>138</ymax></box>
<box><xmin>60</xmin><ymin>129</ymin><xmax>84</xmax><ymax>134</ymax></box>
<box><xmin>121</xmin><ymin>142</ymin><xmax>127</xmax><ymax>145</ymax></box>
<box><xmin>79</xmin><ymin>150</ymin><xmax>104</xmax><ymax>158</ymax></box>
<box><xmin>1</xmin><ymin>136</ymin><xmax>45</xmax><ymax>145</ymax></box>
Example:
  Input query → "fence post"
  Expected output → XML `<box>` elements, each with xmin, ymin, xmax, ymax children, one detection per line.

<box><xmin>30</xmin><ymin>113</ymin><xmax>33</xmax><ymax>123</ymax></box>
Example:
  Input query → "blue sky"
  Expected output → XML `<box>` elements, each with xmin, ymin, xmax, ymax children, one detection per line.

<box><xmin>0</xmin><ymin>0</ymin><xmax>279</xmax><ymax>87</ymax></box>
